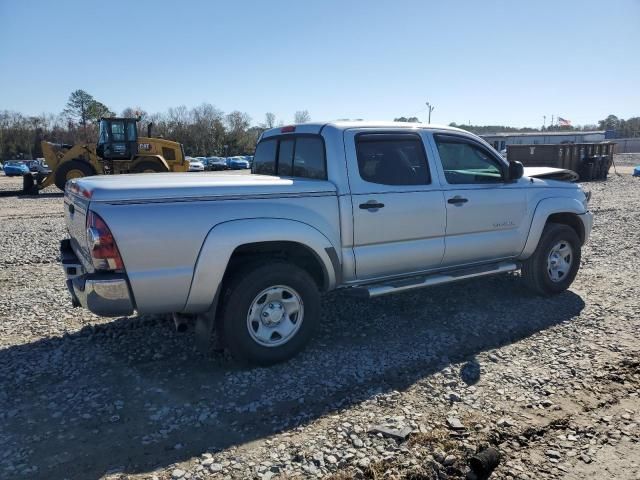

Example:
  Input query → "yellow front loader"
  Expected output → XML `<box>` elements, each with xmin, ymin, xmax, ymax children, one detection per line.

<box><xmin>25</xmin><ymin>117</ymin><xmax>188</xmax><ymax>193</ymax></box>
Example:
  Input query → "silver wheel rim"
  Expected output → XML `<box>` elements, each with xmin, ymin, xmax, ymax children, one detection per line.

<box><xmin>246</xmin><ymin>285</ymin><xmax>304</xmax><ymax>347</ymax></box>
<box><xmin>547</xmin><ymin>240</ymin><xmax>573</xmax><ymax>283</ymax></box>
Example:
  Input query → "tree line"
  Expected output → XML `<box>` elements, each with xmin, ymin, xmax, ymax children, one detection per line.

<box><xmin>0</xmin><ymin>89</ymin><xmax>312</xmax><ymax>160</ymax></box>
<box><xmin>395</xmin><ymin>116</ymin><xmax>640</xmax><ymax>137</ymax></box>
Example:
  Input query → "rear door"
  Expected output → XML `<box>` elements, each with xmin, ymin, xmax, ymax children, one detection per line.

<box><xmin>431</xmin><ymin>133</ymin><xmax>528</xmax><ymax>266</ymax></box>
<box><xmin>345</xmin><ymin>129</ymin><xmax>446</xmax><ymax>280</ymax></box>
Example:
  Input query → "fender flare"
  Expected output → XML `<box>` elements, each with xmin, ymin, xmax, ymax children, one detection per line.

<box><xmin>183</xmin><ymin>218</ymin><xmax>339</xmax><ymax>313</ymax></box>
<box><xmin>519</xmin><ymin>197</ymin><xmax>588</xmax><ymax>259</ymax></box>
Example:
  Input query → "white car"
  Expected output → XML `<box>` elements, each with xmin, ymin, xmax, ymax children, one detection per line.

<box><xmin>188</xmin><ymin>159</ymin><xmax>205</xmax><ymax>172</ymax></box>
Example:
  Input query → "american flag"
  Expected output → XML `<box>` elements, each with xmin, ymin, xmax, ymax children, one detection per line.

<box><xmin>558</xmin><ymin>117</ymin><xmax>572</xmax><ymax>126</ymax></box>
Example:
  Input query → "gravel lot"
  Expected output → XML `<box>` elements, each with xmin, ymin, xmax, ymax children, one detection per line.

<box><xmin>1</xmin><ymin>158</ymin><xmax>638</xmax><ymax>480</ymax></box>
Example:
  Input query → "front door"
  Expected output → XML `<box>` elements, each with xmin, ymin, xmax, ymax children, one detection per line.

<box><xmin>345</xmin><ymin>130</ymin><xmax>446</xmax><ymax>280</ymax></box>
<box><xmin>431</xmin><ymin>133</ymin><xmax>528</xmax><ymax>266</ymax></box>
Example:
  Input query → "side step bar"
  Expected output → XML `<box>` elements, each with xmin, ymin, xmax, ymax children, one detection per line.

<box><xmin>345</xmin><ymin>261</ymin><xmax>518</xmax><ymax>299</ymax></box>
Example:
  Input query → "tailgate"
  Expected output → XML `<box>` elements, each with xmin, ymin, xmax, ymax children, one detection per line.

<box><xmin>64</xmin><ymin>191</ymin><xmax>94</xmax><ymax>273</ymax></box>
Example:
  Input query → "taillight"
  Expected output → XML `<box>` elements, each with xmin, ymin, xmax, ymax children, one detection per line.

<box><xmin>86</xmin><ymin>211</ymin><xmax>124</xmax><ymax>271</ymax></box>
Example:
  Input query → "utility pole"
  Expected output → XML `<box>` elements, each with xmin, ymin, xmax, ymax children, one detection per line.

<box><xmin>426</xmin><ymin>102</ymin><xmax>435</xmax><ymax>123</ymax></box>
<box><xmin>551</xmin><ymin>115</ymin><xmax>554</xmax><ymax>130</ymax></box>
<box><xmin>543</xmin><ymin>115</ymin><xmax>546</xmax><ymax>130</ymax></box>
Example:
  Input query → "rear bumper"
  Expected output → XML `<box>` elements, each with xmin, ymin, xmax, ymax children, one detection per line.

<box><xmin>60</xmin><ymin>239</ymin><xmax>134</xmax><ymax>317</ymax></box>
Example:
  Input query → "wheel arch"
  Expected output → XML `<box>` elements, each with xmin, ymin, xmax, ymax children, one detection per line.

<box><xmin>519</xmin><ymin>197</ymin><xmax>589</xmax><ymax>259</ymax></box>
<box><xmin>183</xmin><ymin>218</ymin><xmax>340</xmax><ymax>313</ymax></box>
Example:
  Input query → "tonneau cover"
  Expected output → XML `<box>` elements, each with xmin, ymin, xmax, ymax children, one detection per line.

<box><xmin>68</xmin><ymin>173</ymin><xmax>336</xmax><ymax>202</ymax></box>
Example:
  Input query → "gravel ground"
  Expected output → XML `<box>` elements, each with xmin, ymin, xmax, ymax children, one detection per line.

<box><xmin>0</xmin><ymin>160</ymin><xmax>638</xmax><ymax>480</ymax></box>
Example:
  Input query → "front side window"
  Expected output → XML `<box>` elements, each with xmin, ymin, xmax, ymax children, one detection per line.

<box><xmin>435</xmin><ymin>136</ymin><xmax>504</xmax><ymax>184</ymax></box>
<box><xmin>252</xmin><ymin>135</ymin><xmax>326</xmax><ymax>179</ymax></box>
<box><xmin>355</xmin><ymin>134</ymin><xmax>430</xmax><ymax>186</ymax></box>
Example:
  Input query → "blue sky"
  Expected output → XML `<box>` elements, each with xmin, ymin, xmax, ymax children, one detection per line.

<box><xmin>1</xmin><ymin>0</ymin><xmax>638</xmax><ymax>127</ymax></box>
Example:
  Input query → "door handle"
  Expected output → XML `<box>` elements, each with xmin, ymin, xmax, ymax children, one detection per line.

<box><xmin>359</xmin><ymin>201</ymin><xmax>385</xmax><ymax>210</ymax></box>
<box><xmin>447</xmin><ymin>196</ymin><xmax>468</xmax><ymax>205</ymax></box>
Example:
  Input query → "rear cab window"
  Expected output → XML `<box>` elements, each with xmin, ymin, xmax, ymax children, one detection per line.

<box><xmin>252</xmin><ymin>135</ymin><xmax>326</xmax><ymax>180</ymax></box>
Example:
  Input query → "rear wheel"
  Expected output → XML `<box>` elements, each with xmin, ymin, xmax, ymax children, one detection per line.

<box><xmin>220</xmin><ymin>262</ymin><xmax>320</xmax><ymax>366</ymax></box>
<box><xmin>54</xmin><ymin>160</ymin><xmax>95</xmax><ymax>191</ymax></box>
<box><xmin>521</xmin><ymin>223</ymin><xmax>581</xmax><ymax>296</ymax></box>
<box><xmin>131</xmin><ymin>160</ymin><xmax>168</xmax><ymax>173</ymax></box>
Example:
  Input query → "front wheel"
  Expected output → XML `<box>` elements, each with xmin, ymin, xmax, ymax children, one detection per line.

<box><xmin>220</xmin><ymin>262</ymin><xmax>320</xmax><ymax>366</ymax></box>
<box><xmin>521</xmin><ymin>223</ymin><xmax>581</xmax><ymax>296</ymax></box>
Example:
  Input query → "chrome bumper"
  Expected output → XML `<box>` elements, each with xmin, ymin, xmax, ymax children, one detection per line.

<box><xmin>61</xmin><ymin>239</ymin><xmax>134</xmax><ymax>317</ymax></box>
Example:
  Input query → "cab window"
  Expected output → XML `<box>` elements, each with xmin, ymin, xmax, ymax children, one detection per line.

<box><xmin>111</xmin><ymin>121</ymin><xmax>126</xmax><ymax>142</ymax></box>
<box><xmin>435</xmin><ymin>135</ymin><xmax>504</xmax><ymax>184</ymax></box>
<box><xmin>355</xmin><ymin>133</ymin><xmax>430</xmax><ymax>186</ymax></box>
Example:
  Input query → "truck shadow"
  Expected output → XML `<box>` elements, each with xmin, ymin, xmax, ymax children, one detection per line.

<box><xmin>0</xmin><ymin>274</ymin><xmax>585</xmax><ymax>479</ymax></box>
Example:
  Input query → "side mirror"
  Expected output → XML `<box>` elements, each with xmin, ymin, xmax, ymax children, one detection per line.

<box><xmin>509</xmin><ymin>160</ymin><xmax>524</xmax><ymax>180</ymax></box>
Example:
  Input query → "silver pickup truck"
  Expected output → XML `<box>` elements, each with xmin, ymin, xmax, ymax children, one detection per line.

<box><xmin>61</xmin><ymin>122</ymin><xmax>593</xmax><ymax>365</ymax></box>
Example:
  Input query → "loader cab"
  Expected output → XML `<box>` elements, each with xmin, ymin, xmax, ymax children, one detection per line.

<box><xmin>97</xmin><ymin>117</ymin><xmax>139</xmax><ymax>160</ymax></box>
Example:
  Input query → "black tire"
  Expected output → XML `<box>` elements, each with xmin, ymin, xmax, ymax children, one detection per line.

<box><xmin>131</xmin><ymin>160</ymin><xmax>168</xmax><ymax>173</ymax></box>
<box><xmin>54</xmin><ymin>160</ymin><xmax>95</xmax><ymax>191</ymax></box>
<box><xmin>220</xmin><ymin>262</ymin><xmax>320</xmax><ymax>366</ymax></box>
<box><xmin>522</xmin><ymin>223</ymin><xmax>581</xmax><ymax>296</ymax></box>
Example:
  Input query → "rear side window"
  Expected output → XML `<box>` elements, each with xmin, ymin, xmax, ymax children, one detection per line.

<box><xmin>355</xmin><ymin>134</ymin><xmax>430</xmax><ymax>186</ymax></box>
<box><xmin>252</xmin><ymin>135</ymin><xmax>326</xmax><ymax>179</ymax></box>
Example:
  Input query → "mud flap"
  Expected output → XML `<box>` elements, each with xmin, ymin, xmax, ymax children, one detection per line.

<box><xmin>194</xmin><ymin>291</ymin><xmax>222</xmax><ymax>355</ymax></box>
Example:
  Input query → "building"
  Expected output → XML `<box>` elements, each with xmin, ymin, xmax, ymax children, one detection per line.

<box><xmin>482</xmin><ymin>131</ymin><xmax>606</xmax><ymax>151</ymax></box>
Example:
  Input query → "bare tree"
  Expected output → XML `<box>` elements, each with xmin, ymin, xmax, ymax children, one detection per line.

<box><xmin>294</xmin><ymin>110</ymin><xmax>311</xmax><ymax>124</ymax></box>
<box><xmin>264</xmin><ymin>112</ymin><xmax>276</xmax><ymax>128</ymax></box>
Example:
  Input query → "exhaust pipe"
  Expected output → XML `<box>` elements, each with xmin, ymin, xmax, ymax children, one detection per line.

<box><xmin>172</xmin><ymin>313</ymin><xmax>190</xmax><ymax>333</ymax></box>
<box><xmin>147</xmin><ymin>122</ymin><xmax>153</xmax><ymax>138</ymax></box>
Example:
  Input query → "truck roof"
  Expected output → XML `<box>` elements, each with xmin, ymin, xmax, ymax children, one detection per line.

<box><xmin>260</xmin><ymin>121</ymin><xmax>472</xmax><ymax>139</ymax></box>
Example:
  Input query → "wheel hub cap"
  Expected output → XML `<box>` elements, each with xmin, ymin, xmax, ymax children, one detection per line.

<box><xmin>260</xmin><ymin>302</ymin><xmax>285</xmax><ymax>326</ymax></box>
<box><xmin>247</xmin><ymin>286</ymin><xmax>304</xmax><ymax>347</ymax></box>
<box><xmin>547</xmin><ymin>241</ymin><xmax>573</xmax><ymax>283</ymax></box>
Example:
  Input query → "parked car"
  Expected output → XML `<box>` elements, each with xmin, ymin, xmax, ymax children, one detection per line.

<box><xmin>3</xmin><ymin>161</ymin><xmax>30</xmax><ymax>176</ymax></box>
<box><xmin>24</xmin><ymin>159</ymin><xmax>50</xmax><ymax>172</ymax></box>
<box><xmin>206</xmin><ymin>157</ymin><xmax>228</xmax><ymax>171</ymax></box>
<box><xmin>188</xmin><ymin>159</ymin><xmax>205</xmax><ymax>172</ymax></box>
<box><xmin>61</xmin><ymin>121</ymin><xmax>593</xmax><ymax>366</ymax></box>
<box><xmin>226</xmin><ymin>156</ymin><xmax>250</xmax><ymax>169</ymax></box>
